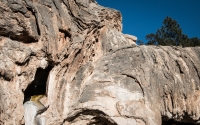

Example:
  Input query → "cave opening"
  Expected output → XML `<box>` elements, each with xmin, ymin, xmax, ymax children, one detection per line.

<box><xmin>23</xmin><ymin>66</ymin><xmax>53</xmax><ymax>103</ymax></box>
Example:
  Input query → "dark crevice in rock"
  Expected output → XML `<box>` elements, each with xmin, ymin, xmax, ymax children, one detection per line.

<box><xmin>151</xmin><ymin>52</ymin><xmax>158</xmax><ymax>64</ymax></box>
<box><xmin>59</xmin><ymin>29</ymin><xmax>71</xmax><ymax>39</ymax></box>
<box><xmin>193</xmin><ymin>64</ymin><xmax>200</xmax><ymax>81</ymax></box>
<box><xmin>52</xmin><ymin>0</ymin><xmax>59</xmax><ymax>11</ymax></box>
<box><xmin>0</xmin><ymin>27</ymin><xmax>38</xmax><ymax>43</ymax></box>
<box><xmin>176</xmin><ymin>60</ymin><xmax>184</xmax><ymax>74</ymax></box>
<box><xmin>170</xmin><ymin>93</ymin><xmax>174</xmax><ymax>110</ymax></box>
<box><xmin>162</xmin><ymin>116</ymin><xmax>200</xmax><ymax>125</ymax></box>
<box><xmin>74</xmin><ymin>49</ymin><xmax>81</xmax><ymax>60</ymax></box>
<box><xmin>23</xmin><ymin>65</ymin><xmax>53</xmax><ymax>103</ymax></box>
<box><xmin>112</xmin><ymin>44</ymin><xmax>137</xmax><ymax>53</ymax></box>
<box><xmin>64</xmin><ymin>109</ymin><xmax>117</xmax><ymax>125</ymax></box>
<box><xmin>74</xmin><ymin>17</ymin><xmax>88</xmax><ymax>30</ymax></box>
<box><xmin>15</xmin><ymin>58</ymin><xmax>30</xmax><ymax>66</ymax></box>
<box><xmin>0</xmin><ymin>69</ymin><xmax>14</xmax><ymax>81</ymax></box>
<box><xmin>162</xmin><ymin>119</ymin><xmax>198</xmax><ymax>125</ymax></box>
<box><xmin>121</xmin><ymin>73</ymin><xmax>144</xmax><ymax>96</ymax></box>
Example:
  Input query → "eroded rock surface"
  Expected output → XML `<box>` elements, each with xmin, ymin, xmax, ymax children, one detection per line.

<box><xmin>0</xmin><ymin>0</ymin><xmax>199</xmax><ymax>125</ymax></box>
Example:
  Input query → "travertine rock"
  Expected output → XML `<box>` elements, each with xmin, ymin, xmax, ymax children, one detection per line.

<box><xmin>0</xmin><ymin>0</ymin><xmax>200</xmax><ymax>125</ymax></box>
<box><xmin>24</xmin><ymin>101</ymin><xmax>45</xmax><ymax>125</ymax></box>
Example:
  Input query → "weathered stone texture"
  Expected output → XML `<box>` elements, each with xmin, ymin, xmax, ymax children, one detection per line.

<box><xmin>0</xmin><ymin>0</ymin><xmax>199</xmax><ymax>125</ymax></box>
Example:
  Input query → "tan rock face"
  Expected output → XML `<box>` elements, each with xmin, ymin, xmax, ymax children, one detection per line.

<box><xmin>0</xmin><ymin>0</ymin><xmax>200</xmax><ymax>125</ymax></box>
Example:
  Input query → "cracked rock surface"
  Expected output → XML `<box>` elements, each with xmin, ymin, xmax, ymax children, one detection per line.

<box><xmin>0</xmin><ymin>0</ymin><xmax>199</xmax><ymax>125</ymax></box>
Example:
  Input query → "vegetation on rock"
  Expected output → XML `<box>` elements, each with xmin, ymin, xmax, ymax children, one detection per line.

<box><xmin>144</xmin><ymin>16</ymin><xmax>200</xmax><ymax>47</ymax></box>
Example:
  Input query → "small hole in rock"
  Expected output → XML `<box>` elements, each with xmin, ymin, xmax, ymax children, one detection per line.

<box><xmin>95</xmin><ymin>38</ymin><xmax>98</xmax><ymax>42</ymax></box>
<box><xmin>59</xmin><ymin>29</ymin><xmax>71</xmax><ymax>39</ymax></box>
<box><xmin>23</xmin><ymin>66</ymin><xmax>53</xmax><ymax>103</ymax></box>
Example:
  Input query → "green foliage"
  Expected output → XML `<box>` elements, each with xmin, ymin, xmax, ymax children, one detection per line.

<box><xmin>136</xmin><ymin>40</ymin><xmax>145</xmax><ymax>45</ymax></box>
<box><xmin>146</xmin><ymin>16</ymin><xmax>200</xmax><ymax>47</ymax></box>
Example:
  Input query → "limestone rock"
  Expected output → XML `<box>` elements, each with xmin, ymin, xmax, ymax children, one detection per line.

<box><xmin>24</xmin><ymin>101</ymin><xmax>45</xmax><ymax>125</ymax></box>
<box><xmin>0</xmin><ymin>0</ymin><xmax>200</xmax><ymax>125</ymax></box>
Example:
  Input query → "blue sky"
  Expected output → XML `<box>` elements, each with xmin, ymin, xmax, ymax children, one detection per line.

<box><xmin>96</xmin><ymin>0</ymin><xmax>200</xmax><ymax>43</ymax></box>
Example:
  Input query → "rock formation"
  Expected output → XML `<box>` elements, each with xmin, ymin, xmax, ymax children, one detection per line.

<box><xmin>0</xmin><ymin>0</ymin><xmax>200</xmax><ymax>125</ymax></box>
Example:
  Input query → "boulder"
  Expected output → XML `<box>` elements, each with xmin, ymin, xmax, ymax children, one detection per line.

<box><xmin>0</xmin><ymin>0</ymin><xmax>199</xmax><ymax>125</ymax></box>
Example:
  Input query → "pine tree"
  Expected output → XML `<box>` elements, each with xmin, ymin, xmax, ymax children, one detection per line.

<box><xmin>145</xmin><ymin>16</ymin><xmax>197</xmax><ymax>47</ymax></box>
